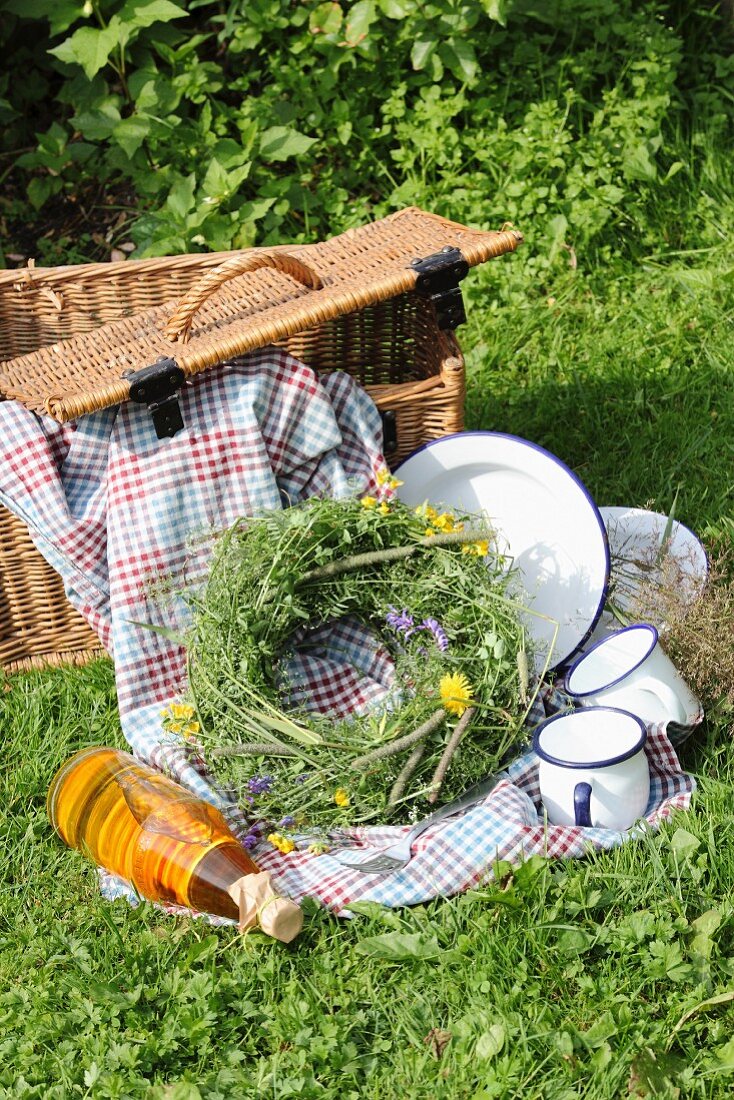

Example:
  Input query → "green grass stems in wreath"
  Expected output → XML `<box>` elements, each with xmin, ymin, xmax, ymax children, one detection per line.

<box><xmin>178</xmin><ymin>481</ymin><xmax>533</xmax><ymax>854</ymax></box>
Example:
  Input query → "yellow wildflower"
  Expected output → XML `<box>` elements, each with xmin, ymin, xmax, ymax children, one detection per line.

<box><xmin>161</xmin><ymin>701</ymin><xmax>201</xmax><ymax>743</ymax></box>
<box><xmin>439</xmin><ymin>672</ymin><xmax>474</xmax><ymax>717</ymax></box>
<box><xmin>461</xmin><ymin>540</ymin><xmax>489</xmax><ymax>557</ymax></box>
<box><xmin>379</xmin><ymin>501</ymin><xmax>391</xmax><ymax>516</ymax></box>
<box><xmin>307</xmin><ymin>841</ymin><xmax>330</xmax><ymax>855</ymax></box>
<box><xmin>425</xmin><ymin>527</ymin><xmax>436</xmax><ymax>538</ymax></box>
<box><xmin>361</xmin><ymin>496</ymin><xmax>377</xmax><ymax>509</ymax></box>
<box><xmin>376</xmin><ymin>468</ymin><xmax>404</xmax><ymax>490</ymax></box>
<box><xmin>268</xmin><ymin>832</ymin><xmax>296</xmax><ymax>855</ymax></box>
<box><xmin>170</xmin><ymin>702</ymin><xmax>195</xmax><ymax>721</ymax></box>
<box><xmin>334</xmin><ymin>788</ymin><xmax>350</xmax><ymax>808</ymax></box>
<box><xmin>415</xmin><ymin>504</ymin><xmax>438</xmax><ymax>522</ymax></box>
<box><xmin>433</xmin><ymin>512</ymin><xmax>456</xmax><ymax>532</ymax></box>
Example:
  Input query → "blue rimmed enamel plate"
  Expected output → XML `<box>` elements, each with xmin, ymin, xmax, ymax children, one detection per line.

<box><xmin>395</xmin><ymin>432</ymin><xmax>610</xmax><ymax>673</ymax></box>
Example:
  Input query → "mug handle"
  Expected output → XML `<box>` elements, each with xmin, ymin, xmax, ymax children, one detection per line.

<box><xmin>574</xmin><ymin>782</ymin><xmax>592</xmax><ymax>827</ymax></box>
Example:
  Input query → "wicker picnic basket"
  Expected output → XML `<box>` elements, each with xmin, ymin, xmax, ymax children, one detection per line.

<box><xmin>0</xmin><ymin>206</ymin><xmax>522</xmax><ymax>673</ymax></box>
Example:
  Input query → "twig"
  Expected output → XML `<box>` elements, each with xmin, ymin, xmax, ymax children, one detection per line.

<box><xmin>389</xmin><ymin>740</ymin><xmax>428</xmax><ymax>806</ymax></box>
<box><xmin>426</xmin><ymin>706</ymin><xmax>477</xmax><ymax>805</ymax></box>
<box><xmin>298</xmin><ymin>530</ymin><xmax>490</xmax><ymax>587</ymax></box>
<box><xmin>210</xmin><ymin>742</ymin><xmax>299</xmax><ymax>759</ymax></box>
<box><xmin>351</xmin><ymin>709</ymin><xmax>447</xmax><ymax>770</ymax></box>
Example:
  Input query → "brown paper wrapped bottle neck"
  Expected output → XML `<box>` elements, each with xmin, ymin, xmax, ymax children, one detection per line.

<box><xmin>226</xmin><ymin>870</ymin><xmax>303</xmax><ymax>943</ymax></box>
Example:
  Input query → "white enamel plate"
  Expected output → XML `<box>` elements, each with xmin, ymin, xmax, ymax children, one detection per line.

<box><xmin>599</xmin><ymin>506</ymin><xmax>708</xmax><ymax>616</ymax></box>
<box><xmin>395</xmin><ymin>432</ymin><xmax>610</xmax><ymax>672</ymax></box>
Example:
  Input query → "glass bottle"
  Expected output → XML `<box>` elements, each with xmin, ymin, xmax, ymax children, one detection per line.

<box><xmin>47</xmin><ymin>746</ymin><xmax>302</xmax><ymax>941</ymax></box>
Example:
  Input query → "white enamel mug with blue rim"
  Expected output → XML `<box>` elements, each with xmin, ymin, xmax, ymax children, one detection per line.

<box><xmin>563</xmin><ymin>623</ymin><xmax>701</xmax><ymax>728</ymax></box>
<box><xmin>533</xmin><ymin>708</ymin><xmax>650</xmax><ymax>830</ymax></box>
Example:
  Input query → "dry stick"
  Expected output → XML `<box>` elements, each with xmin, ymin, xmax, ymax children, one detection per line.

<box><xmin>427</xmin><ymin>706</ymin><xmax>477</xmax><ymax>805</ymax></box>
<box><xmin>210</xmin><ymin>742</ymin><xmax>299</xmax><ymax>759</ymax></box>
<box><xmin>389</xmin><ymin>740</ymin><xmax>428</xmax><ymax>807</ymax></box>
<box><xmin>298</xmin><ymin>529</ymin><xmax>489</xmax><ymax>587</ymax></box>
<box><xmin>351</xmin><ymin>708</ymin><xmax>447</xmax><ymax>770</ymax></box>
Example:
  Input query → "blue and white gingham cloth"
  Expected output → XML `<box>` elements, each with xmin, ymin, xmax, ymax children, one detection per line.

<box><xmin>0</xmin><ymin>349</ymin><xmax>697</xmax><ymax>919</ymax></box>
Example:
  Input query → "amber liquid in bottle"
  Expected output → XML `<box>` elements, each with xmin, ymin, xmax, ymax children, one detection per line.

<box><xmin>47</xmin><ymin>747</ymin><xmax>262</xmax><ymax>921</ymax></box>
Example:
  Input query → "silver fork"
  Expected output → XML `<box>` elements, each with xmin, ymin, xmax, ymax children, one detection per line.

<box><xmin>330</xmin><ymin>771</ymin><xmax>505</xmax><ymax>873</ymax></box>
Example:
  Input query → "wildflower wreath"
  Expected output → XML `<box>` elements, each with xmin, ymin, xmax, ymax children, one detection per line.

<box><xmin>179</xmin><ymin>474</ymin><xmax>532</xmax><ymax>851</ymax></box>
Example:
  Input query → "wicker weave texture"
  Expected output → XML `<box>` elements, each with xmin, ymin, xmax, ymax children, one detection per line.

<box><xmin>0</xmin><ymin>507</ymin><xmax>100</xmax><ymax>669</ymax></box>
<box><xmin>0</xmin><ymin>207</ymin><xmax>520</xmax><ymax>421</ymax></box>
<box><xmin>0</xmin><ymin>207</ymin><xmax>520</xmax><ymax>670</ymax></box>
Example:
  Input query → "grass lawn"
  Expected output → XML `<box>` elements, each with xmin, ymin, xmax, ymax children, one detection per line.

<box><xmin>3</xmin><ymin>150</ymin><xmax>734</xmax><ymax>1100</ymax></box>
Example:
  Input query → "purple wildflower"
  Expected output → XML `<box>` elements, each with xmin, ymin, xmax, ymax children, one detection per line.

<box><xmin>420</xmin><ymin>617</ymin><xmax>449</xmax><ymax>652</ymax></box>
<box><xmin>295</xmin><ymin>773</ymin><xmax>309</xmax><ymax>785</ymax></box>
<box><xmin>386</xmin><ymin>607</ymin><xmax>416</xmax><ymax>637</ymax></box>
<box><xmin>243</xmin><ymin>819</ymin><xmax>267</xmax><ymax>850</ymax></box>
<box><xmin>279</xmin><ymin>815</ymin><xmax>295</xmax><ymax>828</ymax></box>
<box><xmin>247</xmin><ymin>774</ymin><xmax>274</xmax><ymax>797</ymax></box>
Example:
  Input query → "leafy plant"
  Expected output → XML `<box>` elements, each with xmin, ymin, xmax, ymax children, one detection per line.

<box><xmin>1</xmin><ymin>1</ymin><xmax>731</xmax><ymax>269</ymax></box>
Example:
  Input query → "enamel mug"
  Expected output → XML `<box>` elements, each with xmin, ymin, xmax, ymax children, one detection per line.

<box><xmin>533</xmin><ymin>708</ymin><xmax>650</xmax><ymax>831</ymax></box>
<box><xmin>564</xmin><ymin>623</ymin><xmax>701</xmax><ymax>728</ymax></box>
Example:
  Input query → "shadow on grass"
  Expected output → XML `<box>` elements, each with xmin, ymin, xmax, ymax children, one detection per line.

<box><xmin>466</xmin><ymin>355</ymin><xmax>734</xmax><ymax>536</ymax></box>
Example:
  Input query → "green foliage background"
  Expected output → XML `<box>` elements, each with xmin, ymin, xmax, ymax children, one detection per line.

<box><xmin>1</xmin><ymin>0</ymin><xmax>732</xmax><ymax>272</ymax></box>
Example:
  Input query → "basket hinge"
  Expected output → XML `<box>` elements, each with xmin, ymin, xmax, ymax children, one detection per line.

<box><xmin>410</xmin><ymin>246</ymin><xmax>470</xmax><ymax>330</ymax></box>
<box><xmin>124</xmin><ymin>358</ymin><xmax>186</xmax><ymax>439</ymax></box>
<box><xmin>380</xmin><ymin>409</ymin><xmax>398</xmax><ymax>455</ymax></box>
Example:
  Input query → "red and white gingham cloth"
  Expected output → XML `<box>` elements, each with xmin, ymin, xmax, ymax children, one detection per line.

<box><xmin>0</xmin><ymin>348</ymin><xmax>386</xmax><ymax>797</ymax></box>
<box><xmin>98</xmin><ymin>723</ymin><xmax>694</xmax><ymax>920</ymax></box>
<box><xmin>0</xmin><ymin>349</ymin><xmax>696</xmax><ymax>918</ymax></box>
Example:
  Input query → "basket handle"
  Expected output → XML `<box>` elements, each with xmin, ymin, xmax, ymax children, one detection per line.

<box><xmin>163</xmin><ymin>252</ymin><xmax>323</xmax><ymax>344</ymax></box>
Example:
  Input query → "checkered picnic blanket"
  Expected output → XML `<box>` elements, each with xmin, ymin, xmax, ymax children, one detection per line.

<box><xmin>98</xmin><ymin>723</ymin><xmax>694</xmax><ymax>922</ymax></box>
<box><xmin>0</xmin><ymin>349</ymin><xmax>696</xmax><ymax>921</ymax></box>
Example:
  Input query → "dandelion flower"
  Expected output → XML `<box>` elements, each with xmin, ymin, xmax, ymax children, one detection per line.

<box><xmin>439</xmin><ymin>672</ymin><xmax>474</xmax><ymax>717</ymax></box>
<box><xmin>334</xmin><ymin>788</ymin><xmax>350</xmax><ymax>808</ymax></box>
<box><xmin>361</xmin><ymin>496</ymin><xmax>377</xmax><ymax>509</ymax></box>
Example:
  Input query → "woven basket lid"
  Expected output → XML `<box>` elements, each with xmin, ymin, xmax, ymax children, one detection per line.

<box><xmin>0</xmin><ymin>207</ymin><xmax>521</xmax><ymax>423</ymax></box>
